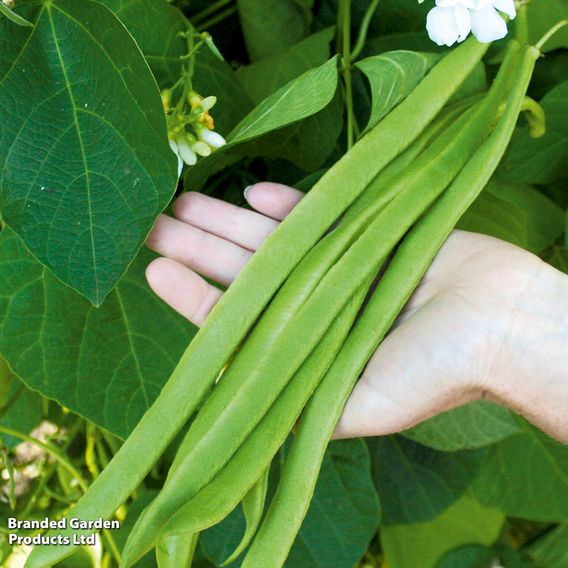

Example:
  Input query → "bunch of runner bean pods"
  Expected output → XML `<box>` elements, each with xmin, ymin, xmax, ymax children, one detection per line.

<box><xmin>26</xmin><ymin>36</ymin><xmax>541</xmax><ymax>568</ymax></box>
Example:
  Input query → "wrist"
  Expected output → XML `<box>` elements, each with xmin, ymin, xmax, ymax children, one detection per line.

<box><xmin>490</xmin><ymin>258</ymin><xmax>568</xmax><ymax>440</ymax></box>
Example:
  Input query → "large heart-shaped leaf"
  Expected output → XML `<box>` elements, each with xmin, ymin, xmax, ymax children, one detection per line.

<box><xmin>0</xmin><ymin>359</ymin><xmax>43</xmax><ymax>448</ymax></box>
<box><xmin>0</xmin><ymin>228</ymin><xmax>196</xmax><ymax>438</ymax></box>
<box><xmin>380</xmin><ymin>494</ymin><xmax>504</xmax><ymax>568</ymax></box>
<box><xmin>99</xmin><ymin>0</ymin><xmax>188</xmax><ymax>88</ymax></box>
<box><xmin>472</xmin><ymin>419</ymin><xmax>568</xmax><ymax>522</ymax></box>
<box><xmin>367</xmin><ymin>435</ymin><xmax>486</xmax><ymax>525</ymax></box>
<box><xmin>0</xmin><ymin>0</ymin><xmax>177</xmax><ymax>306</ymax></box>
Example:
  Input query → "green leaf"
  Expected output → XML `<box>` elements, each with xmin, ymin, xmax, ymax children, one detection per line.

<box><xmin>100</xmin><ymin>0</ymin><xmax>252</xmax><ymax>133</ymax></box>
<box><xmin>402</xmin><ymin>401</ymin><xmax>522</xmax><ymax>452</ymax></box>
<box><xmin>367</xmin><ymin>436</ymin><xmax>486</xmax><ymax>525</ymax></box>
<box><xmin>0</xmin><ymin>0</ymin><xmax>177</xmax><ymax>305</ymax></box>
<box><xmin>472</xmin><ymin>419</ymin><xmax>568</xmax><ymax>522</ymax></box>
<box><xmin>286</xmin><ymin>440</ymin><xmax>380</xmax><ymax>568</ymax></box>
<box><xmin>0</xmin><ymin>228</ymin><xmax>196</xmax><ymax>438</ymax></box>
<box><xmin>200</xmin><ymin>505</ymin><xmax>245</xmax><ymax>566</ymax></box>
<box><xmin>458</xmin><ymin>189</ymin><xmax>528</xmax><ymax>248</ymax></box>
<box><xmin>527</xmin><ymin>525</ymin><xmax>568</xmax><ymax>567</ymax></box>
<box><xmin>242</xmin><ymin>89</ymin><xmax>343</xmax><ymax>171</ymax></box>
<box><xmin>459</xmin><ymin>181</ymin><xmax>565</xmax><ymax>254</ymax></box>
<box><xmin>0</xmin><ymin>363</ymin><xmax>43</xmax><ymax>449</ymax></box>
<box><xmin>530</xmin><ymin>50</ymin><xmax>568</xmax><ymax>101</ymax></box>
<box><xmin>0</xmin><ymin>1</ymin><xmax>33</xmax><ymax>27</ymax></box>
<box><xmin>380</xmin><ymin>494</ymin><xmax>504</xmax><ymax>568</ymax></box>
<box><xmin>237</xmin><ymin>0</ymin><xmax>311</xmax><ymax>62</ymax></box>
<box><xmin>487</xmin><ymin>181</ymin><xmax>565</xmax><ymax>254</ymax></box>
<box><xmin>236</xmin><ymin>27</ymin><xmax>335</xmax><ymax>104</ymax></box>
<box><xmin>498</xmin><ymin>80</ymin><xmax>568</xmax><ymax>185</ymax></box>
<box><xmin>230</xmin><ymin>56</ymin><xmax>338</xmax><ymax>143</ymax></box>
<box><xmin>438</xmin><ymin>545</ymin><xmax>495</xmax><ymax>568</ymax></box>
<box><xmin>355</xmin><ymin>51</ymin><xmax>439</xmax><ymax>131</ymax></box>
<box><xmin>232</xmin><ymin>27</ymin><xmax>339</xmax><ymax>171</ymax></box>
<box><xmin>526</xmin><ymin>0</ymin><xmax>568</xmax><ymax>52</ymax></box>
<box><xmin>98</xmin><ymin>0</ymin><xmax>187</xmax><ymax>88</ymax></box>
<box><xmin>185</xmin><ymin>56</ymin><xmax>339</xmax><ymax>189</ymax></box>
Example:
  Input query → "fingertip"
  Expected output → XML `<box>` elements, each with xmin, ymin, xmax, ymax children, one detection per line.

<box><xmin>145</xmin><ymin>257</ymin><xmax>222</xmax><ymax>326</ymax></box>
<box><xmin>145</xmin><ymin>257</ymin><xmax>173</xmax><ymax>295</ymax></box>
<box><xmin>243</xmin><ymin>182</ymin><xmax>304</xmax><ymax>220</ymax></box>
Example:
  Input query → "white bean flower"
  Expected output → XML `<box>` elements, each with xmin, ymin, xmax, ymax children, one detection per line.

<box><xmin>197</xmin><ymin>127</ymin><xmax>227</xmax><ymax>149</ymax></box>
<box><xmin>425</xmin><ymin>0</ymin><xmax>516</xmax><ymax>47</ymax></box>
<box><xmin>165</xmin><ymin>90</ymin><xmax>227</xmax><ymax>175</ymax></box>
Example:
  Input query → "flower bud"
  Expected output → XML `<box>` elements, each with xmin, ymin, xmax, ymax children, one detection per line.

<box><xmin>198</xmin><ymin>127</ymin><xmax>226</xmax><ymax>149</ymax></box>
<box><xmin>176</xmin><ymin>137</ymin><xmax>198</xmax><ymax>166</ymax></box>
<box><xmin>200</xmin><ymin>96</ymin><xmax>217</xmax><ymax>111</ymax></box>
<box><xmin>191</xmin><ymin>141</ymin><xmax>212</xmax><ymax>157</ymax></box>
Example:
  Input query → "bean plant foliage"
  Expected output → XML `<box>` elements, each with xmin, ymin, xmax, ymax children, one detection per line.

<box><xmin>0</xmin><ymin>0</ymin><xmax>567</xmax><ymax>567</ymax></box>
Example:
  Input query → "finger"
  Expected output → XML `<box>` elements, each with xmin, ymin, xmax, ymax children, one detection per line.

<box><xmin>173</xmin><ymin>192</ymin><xmax>280</xmax><ymax>252</ymax></box>
<box><xmin>146</xmin><ymin>257</ymin><xmax>222</xmax><ymax>326</ymax></box>
<box><xmin>146</xmin><ymin>215</ymin><xmax>251</xmax><ymax>287</ymax></box>
<box><xmin>244</xmin><ymin>182</ymin><xmax>304</xmax><ymax>221</ymax></box>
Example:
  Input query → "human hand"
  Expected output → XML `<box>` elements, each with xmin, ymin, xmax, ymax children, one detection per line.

<box><xmin>146</xmin><ymin>183</ymin><xmax>568</xmax><ymax>444</ymax></box>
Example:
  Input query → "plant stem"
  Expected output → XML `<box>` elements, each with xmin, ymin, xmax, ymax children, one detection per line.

<box><xmin>341</xmin><ymin>0</ymin><xmax>354</xmax><ymax>149</ymax></box>
<box><xmin>197</xmin><ymin>5</ymin><xmax>238</xmax><ymax>32</ymax></box>
<box><xmin>351</xmin><ymin>0</ymin><xmax>381</xmax><ymax>61</ymax></box>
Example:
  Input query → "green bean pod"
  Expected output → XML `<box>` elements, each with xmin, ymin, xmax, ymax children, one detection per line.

<box><xmin>122</xmin><ymin>74</ymin><xmax>508</xmax><ymax>564</ymax></box>
<box><xmin>26</xmin><ymin>38</ymin><xmax>488</xmax><ymax>568</ymax></box>
<box><xmin>121</xmin><ymin>283</ymin><xmax>371</xmax><ymax>566</ymax></box>
<box><xmin>342</xmin><ymin>93</ymin><xmax>483</xmax><ymax>224</ymax></box>
<box><xmin>161</xmin><ymin>98</ymin><xmax>483</xmax><ymax>473</ymax></box>
<box><xmin>242</xmin><ymin>41</ymin><xmax>537</xmax><ymax>568</ymax></box>
<box><xmin>155</xmin><ymin>532</ymin><xmax>197</xmax><ymax>568</ymax></box>
<box><xmin>222</xmin><ymin>466</ymin><xmax>270</xmax><ymax>566</ymax></box>
<box><xmin>160</xmin><ymin>105</ymin><xmax>481</xmax><ymax>483</ymax></box>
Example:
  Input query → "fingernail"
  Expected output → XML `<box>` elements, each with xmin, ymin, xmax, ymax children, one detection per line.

<box><xmin>243</xmin><ymin>185</ymin><xmax>253</xmax><ymax>199</ymax></box>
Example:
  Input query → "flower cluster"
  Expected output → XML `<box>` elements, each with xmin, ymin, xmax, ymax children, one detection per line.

<box><xmin>424</xmin><ymin>0</ymin><xmax>516</xmax><ymax>47</ymax></box>
<box><xmin>164</xmin><ymin>90</ymin><xmax>227</xmax><ymax>176</ymax></box>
